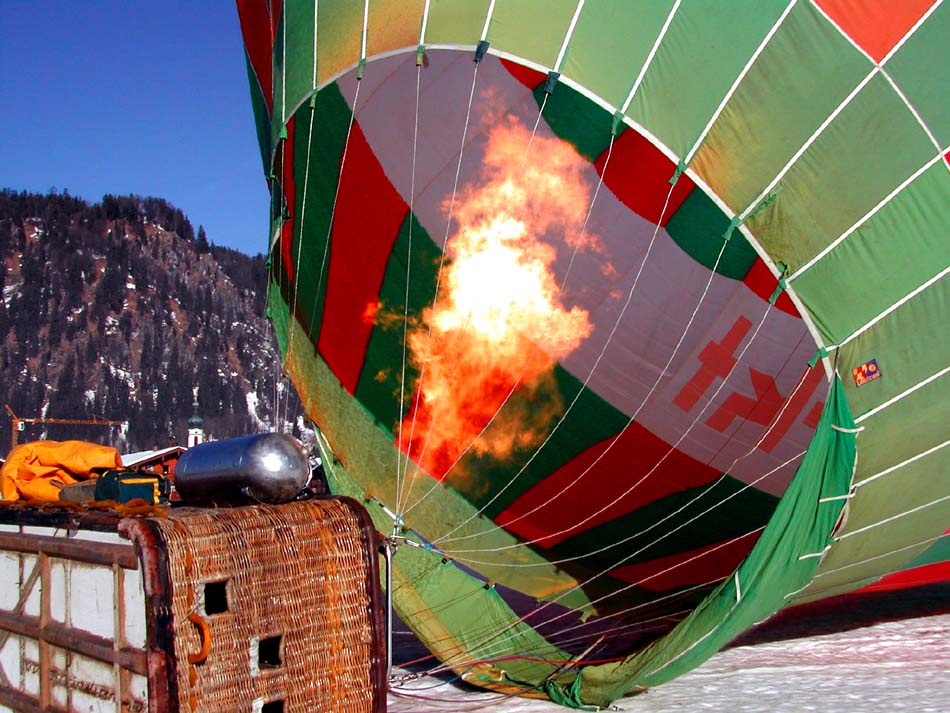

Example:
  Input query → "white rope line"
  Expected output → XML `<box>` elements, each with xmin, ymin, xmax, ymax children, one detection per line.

<box><xmin>440</xmin><ymin>528</ymin><xmax>763</xmax><ymax>676</ymax></box>
<box><xmin>854</xmin><ymin>364</ymin><xmax>950</xmax><ymax>424</ymax></box>
<box><xmin>282</xmin><ymin>0</ymin><xmax>321</xmax><ymax>435</ymax></box>
<box><xmin>446</xmin><ymin>239</ymin><xmax>771</xmax><ymax>553</ymax></box>
<box><xmin>394</xmin><ymin>63</ymin><xmax>424</xmax><ymax>518</ymax></box>
<box><xmin>401</xmin><ymin>132</ymin><xmax>619</xmax><ymax>521</ymax></box>
<box><xmin>835</xmin><ymin>493</ymin><xmax>950</xmax><ymax>541</ymax></box>
<box><xmin>856</xmin><ymin>440</ymin><xmax>950</xmax><ymax>490</ymax></box>
<box><xmin>811</xmin><ymin>532</ymin><xmax>947</xmax><ymax>580</ymax></box>
<box><xmin>395</xmin><ymin>60</ymin><xmax>483</xmax><ymax>514</ymax></box>
<box><xmin>431</xmin><ymin>176</ymin><xmax>680</xmax><ymax>546</ymax></box>
<box><xmin>620</xmin><ymin>0</ymin><xmax>680</xmax><ymax>114</ymax></box>
<box><xmin>554</xmin><ymin>0</ymin><xmax>585</xmax><ymax>72</ymax></box>
<box><xmin>788</xmin><ymin>152</ymin><xmax>945</xmax><ymax>282</ymax></box>
<box><xmin>424</xmin><ymin>534</ymin><xmax>751</xmax><ymax>678</ymax></box>
<box><xmin>825</xmin><ymin>266</ymin><xmax>950</xmax><ymax>354</ymax></box>
<box><xmin>683</xmin><ymin>0</ymin><xmax>797</xmax><ymax>166</ymax></box>
<box><xmin>300</xmin><ymin>86</ymin><xmax>366</xmax><ymax>425</ymax></box>
<box><xmin>444</xmin><ymin>442</ymin><xmax>801</xmax><ymax>571</ymax></box>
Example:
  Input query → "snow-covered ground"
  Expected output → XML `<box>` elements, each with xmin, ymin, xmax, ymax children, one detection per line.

<box><xmin>388</xmin><ymin>583</ymin><xmax>949</xmax><ymax>712</ymax></box>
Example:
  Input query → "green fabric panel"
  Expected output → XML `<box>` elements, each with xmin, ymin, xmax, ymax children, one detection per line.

<box><xmin>485</xmin><ymin>0</ymin><xmax>576</xmax><ymax>71</ymax></box>
<box><xmin>559</xmin><ymin>0</ymin><xmax>675</xmax><ymax>111</ymax></box>
<box><xmin>282</xmin><ymin>0</ymin><xmax>317</xmax><ymax>122</ymax></box>
<box><xmin>315</xmin><ymin>0</ymin><xmax>364</xmax><ymax>86</ymax></box>
<box><xmin>664</xmin><ymin>189</ymin><xmax>759</xmax><ymax>280</ymax></box>
<box><xmin>532</xmin><ymin>82</ymin><xmax>613</xmax><ymax>162</ymax></box>
<box><xmin>795</xmin><ymin>498</ymin><xmax>950</xmax><ymax>603</ymax></box>
<box><xmin>746</xmin><ymin>73</ymin><xmax>937</xmax><ymax>274</ymax></box>
<box><xmin>554</xmin><ymin>378</ymin><xmax>856</xmax><ymax>708</ymax></box>
<box><xmin>885</xmin><ymin>0</ymin><xmax>950</xmax><ymax>147</ymax></box>
<box><xmin>269</xmin><ymin>289</ymin><xmax>596</xmax><ymax>611</ymax></box>
<box><xmin>849</xmin><ymin>359</ymin><xmax>949</xmax><ymax>489</ymax></box>
<box><xmin>354</xmin><ymin>212</ymin><xmax>442</xmax><ymax>436</ymax></box>
<box><xmin>284</xmin><ymin>82</ymin><xmax>354</xmax><ymax>341</ymax></box>
<box><xmin>904</xmin><ymin>534</ymin><xmax>950</xmax><ymax>569</ymax></box>
<box><xmin>553</xmin><ymin>476</ymin><xmax>777</xmax><ymax>571</ymax></box>
<box><xmin>792</xmin><ymin>161</ymin><xmax>950</xmax><ymax>345</ymax></box>
<box><xmin>628</xmin><ymin>0</ymin><xmax>791</xmax><ymax>160</ymax></box>
<box><xmin>837</xmin><ymin>279</ymin><xmax>949</xmax><ymax>422</ymax></box>
<box><xmin>425</xmin><ymin>0</ymin><xmax>492</xmax><ymax>46</ymax></box>
<box><xmin>844</xmin><ymin>460</ymin><xmax>950</xmax><ymax>545</ymax></box>
<box><xmin>691</xmin><ymin>1</ymin><xmax>869</xmax><ymax>215</ymax></box>
<box><xmin>366</xmin><ymin>0</ymin><xmax>426</xmax><ymax>57</ymax></box>
<box><xmin>244</xmin><ymin>53</ymin><xmax>273</xmax><ymax>175</ymax></box>
<box><xmin>793</xmin><ymin>373</ymin><xmax>950</xmax><ymax>602</ymax></box>
<box><xmin>271</xmin><ymin>14</ymin><xmax>287</xmax><ymax>146</ymax></box>
<box><xmin>449</xmin><ymin>366</ymin><xmax>630</xmax><ymax>518</ymax></box>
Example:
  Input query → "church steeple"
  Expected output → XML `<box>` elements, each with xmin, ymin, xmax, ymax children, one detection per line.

<box><xmin>187</xmin><ymin>392</ymin><xmax>205</xmax><ymax>448</ymax></box>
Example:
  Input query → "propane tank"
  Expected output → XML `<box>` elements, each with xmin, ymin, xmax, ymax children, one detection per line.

<box><xmin>175</xmin><ymin>433</ymin><xmax>309</xmax><ymax>505</ymax></box>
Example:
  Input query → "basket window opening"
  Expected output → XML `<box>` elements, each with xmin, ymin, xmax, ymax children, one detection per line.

<box><xmin>259</xmin><ymin>635</ymin><xmax>282</xmax><ymax>669</ymax></box>
<box><xmin>204</xmin><ymin>580</ymin><xmax>229</xmax><ymax>615</ymax></box>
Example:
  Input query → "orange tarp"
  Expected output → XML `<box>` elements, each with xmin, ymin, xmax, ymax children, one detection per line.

<box><xmin>0</xmin><ymin>440</ymin><xmax>123</xmax><ymax>502</ymax></box>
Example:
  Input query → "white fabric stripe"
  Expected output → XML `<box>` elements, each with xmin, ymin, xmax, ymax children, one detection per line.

<box><xmin>808</xmin><ymin>0</ymin><xmax>874</xmax><ymax>64</ymax></box>
<box><xmin>620</xmin><ymin>0</ymin><xmax>680</xmax><ymax>114</ymax></box>
<box><xmin>798</xmin><ymin>545</ymin><xmax>831</xmax><ymax>560</ymax></box>
<box><xmin>318</xmin><ymin>0</ymin><xmax>320</xmax><ymax>85</ymax></box>
<box><xmin>827</xmin><ymin>266</ymin><xmax>950</xmax><ymax>352</ymax></box>
<box><xmin>818</xmin><ymin>493</ymin><xmax>853</xmax><ymax>503</ymax></box>
<box><xmin>360</xmin><ymin>0</ymin><xmax>369</xmax><ymax>62</ymax></box>
<box><xmin>882</xmin><ymin>68</ymin><xmax>943</xmax><ymax>152</ymax></box>
<box><xmin>684</xmin><ymin>0</ymin><xmax>798</xmax><ymax>166</ymax></box>
<box><xmin>856</xmin><ymin>365</ymin><xmax>950</xmax><ymax>424</ymax></box>
<box><xmin>735</xmin><ymin>572</ymin><xmax>742</xmax><ymax>602</ymax></box>
<box><xmin>418</xmin><ymin>0</ymin><xmax>431</xmax><ymax>45</ymax></box>
<box><xmin>480</xmin><ymin>0</ymin><xmax>496</xmax><ymax>42</ymax></box>
<box><xmin>554</xmin><ymin>0</ymin><xmax>585</xmax><ymax>72</ymax></box>
<box><xmin>856</xmin><ymin>440</ymin><xmax>950</xmax><ymax>489</ymax></box>
<box><xmin>835</xmin><ymin>493</ymin><xmax>950</xmax><ymax>541</ymax></box>
<box><xmin>740</xmin><ymin>67</ymin><xmax>880</xmax><ymax>221</ymax></box>
<box><xmin>788</xmin><ymin>152</ymin><xmax>945</xmax><ymax>282</ymax></box>
<box><xmin>831</xmin><ymin>424</ymin><xmax>863</xmax><ymax>433</ymax></box>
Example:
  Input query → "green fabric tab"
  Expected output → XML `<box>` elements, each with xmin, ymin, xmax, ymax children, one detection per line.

<box><xmin>416</xmin><ymin>44</ymin><xmax>426</xmax><ymax>66</ymax></box>
<box><xmin>807</xmin><ymin>347</ymin><xmax>829</xmax><ymax>368</ymax></box>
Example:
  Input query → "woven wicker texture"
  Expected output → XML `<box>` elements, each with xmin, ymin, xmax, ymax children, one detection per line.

<box><xmin>151</xmin><ymin>500</ymin><xmax>380</xmax><ymax>713</ymax></box>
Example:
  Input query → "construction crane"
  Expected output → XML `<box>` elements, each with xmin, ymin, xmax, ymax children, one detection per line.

<box><xmin>4</xmin><ymin>404</ymin><xmax>126</xmax><ymax>450</ymax></box>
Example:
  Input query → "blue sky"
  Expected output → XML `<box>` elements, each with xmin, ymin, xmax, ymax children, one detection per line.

<box><xmin>0</xmin><ymin>2</ymin><xmax>270</xmax><ymax>256</ymax></box>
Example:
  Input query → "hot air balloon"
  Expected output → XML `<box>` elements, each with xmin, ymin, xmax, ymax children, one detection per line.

<box><xmin>236</xmin><ymin>1</ymin><xmax>949</xmax><ymax>707</ymax></box>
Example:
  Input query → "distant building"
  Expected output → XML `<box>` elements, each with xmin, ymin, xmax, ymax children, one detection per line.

<box><xmin>186</xmin><ymin>400</ymin><xmax>205</xmax><ymax>448</ymax></box>
<box><xmin>122</xmin><ymin>446</ymin><xmax>185</xmax><ymax>477</ymax></box>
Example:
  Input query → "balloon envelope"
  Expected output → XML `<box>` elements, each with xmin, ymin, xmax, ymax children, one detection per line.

<box><xmin>237</xmin><ymin>0</ymin><xmax>949</xmax><ymax>705</ymax></box>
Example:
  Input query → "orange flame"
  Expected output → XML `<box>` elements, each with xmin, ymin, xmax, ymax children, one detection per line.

<box><xmin>400</xmin><ymin>116</ymin><xmax>596</xmax><ymax>481</ymax></box>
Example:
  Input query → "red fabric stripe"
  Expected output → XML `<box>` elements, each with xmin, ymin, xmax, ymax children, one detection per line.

<box><xmin>495</xmin><ymin>423</ymin><xmax>721</xmax><ymax>548</ymax></box>
<box><xmin>317</xmin><ymin>123</ymin><xmax>408</xmax><ymax>395</ymax></box>
<box><xmin>596</xmin><ymin>129</ymin><xmax>694</xmax><ymax>226</ymax></box>
<box><xmin>815</xmin><ymin>0</ymin><xmax>936</xmax><ymax>63</ymax></box>
<box><xmin>855</xmin><ymin>561</ymin><xmax>950</xmax><ymax>593</ymax></box>
<box><xmin>743</xmin><ymin>258</ymin><xmax>800</xmax><ymax>317</ymax></box>
<box><xmin>609</xmin><ymin>531</ymin><xmax>761</xmax><ymax>592</ymax></box>
<box><xmin>499</xmin><ymin>58</ymin><xmax>546</xmax><ymax>90</ymax></box>
<box><xmin>236</xmin><ymin>0</ymin><xmax>274</xmax><ymax>113</ymax></box>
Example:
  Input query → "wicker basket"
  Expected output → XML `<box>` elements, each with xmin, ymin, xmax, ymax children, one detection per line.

<box><xmin>0</xmin><ymin>498</ymin><xmax>386</xmax><ymax>713</ymax></box>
